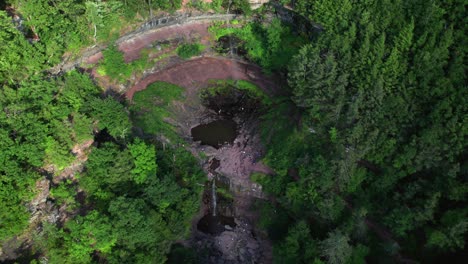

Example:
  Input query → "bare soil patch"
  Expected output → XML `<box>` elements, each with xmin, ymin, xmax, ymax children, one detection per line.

<box><xmin>119</xmin><ymin>22</ymin><xmax>213</xmax><ymax>62</ymax></box>
<box><xmin>86</xmin><ymin>21</ymin><xmax>213</xmax><ymax>65</ymax></box>
<box><xmin>126</xmin><ymin>56</ymin><xmax>280</xmax><ymax>99</ymax></box>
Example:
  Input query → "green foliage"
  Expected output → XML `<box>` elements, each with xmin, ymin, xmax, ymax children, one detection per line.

<box><xmin>129</xmin><ymin>138</ymin><xmax>157</xmax><ymax>184</ymax></box>
<box><xmin>0</xmin><ymin>70</ymin><xmax>101</xmax><ymax>240</ymax></box>
<box><xmin>0</xmin><ymin>171</ymin><xmax>36</xmax><ymax>241</ymax></box>
<box><xmin>71</xmin><ymin>107</ymin><xmax>204</xmax><ymax>263</ymax></box>
<box><xmin>86</xmin><ymin>96</ymin><xmax>131</xmax><ymax>139</ymax></box>
<box><xmin>71</xmin><ymin>113</ymin><xmax>94</xmax><ymax>143</ymax></box>
<box><xmin>0</xmin><ymin>0</ymin><xmax>465</xmax><ymax>263</ymax></box>
<box><xmin>0</xmin><ymin>11</ymin><xmax>38</xmax><ymax>83</ymax></box>
<box><xmin>130</xmin><ymin>81</ymin><xmax>184</xmax><ymax>138</ymax></box>
<box><xmin>50</xmin><ymin>181</ymin><xmax>77</xmax><ymax>208</ymax></box>
<box><xmin>426</xmin><ymin>209</ymin><xmax>468</xmax><ymax>252</ymax></box>
<box><xmin>148</xmin><ymin>0</ymin><xmax>183</xmax><ymax>11</ymax></box>
<box><xmin>2</xmin><ymin>0</ymin><xmax>181</xmax><ymax>85</ymax></box>
<box><xmin>211</xmin><ymin>0</ymin><xmax>223</xmax><ymax>12</ymax></box>
<box><xmin>190</xmin><ymin>0</ymin><xmax>212</xmax><ymax>12</ymax></box>
<box><xmin>75</xmin><ymin>132</ymin><xmax>203</xmax><ymax>262</ymax></box>
<box><xmin>37</xmin><ymin>211</ymin><xmax>116</xmax><ymax>264</ymax></box>
<box><xmin>257</xmin><ymin>202</ymin><xmax>290</xmax><ymax>242</ymax></box>
<box><xmin>200</xmin><ymin>79</ymin><xmax>271</xmax><ymax>106</ymax></box>
<box><xmin>224</xmin><ymin>0</ymin><xmax>252</xmax><ymax>15</ymax></box>
<box><xmin>260</xmin><ymin>0</ymin><xmax>467</xmax><ymax>262</ymax></box>
<box><xmin>319</xmin><ymin>230</ymin><xmax>352</xmax><ymax>264</ymax></box>
<box><xmin>329</xmin><ymin>127</ymin><xmax>338</xmax><ymax>143</ymax></box>
<box><xmin>190</xmin><ymin>0</ymin><xmax>248</xmax><ymax>14</ymax></box>
<box><xmin>210</xmin><ymin>19</ymin><xmax>306</xmax><ymax>71</ymax></box>
<box><xmin>274</xmin><ymin>220</ymin><xmax>318</xmax><ymax>263</ymax></box>
<box><xmin>216</xmin><ymin>185</ymin><xmax>234</xmax><ymax>200</ymax></box>
<box><xmin>234</xmin><ymin>79</ymin><xmax>272</xmax><ymax>105</ymax></box>
<box><xmin>98</xmin><ymin>45</ymin><xmax>151</xmax><ymax>82</ymax></box>
<box><xmin>85</xmin><ymin>1</ymin><xmax>104</xmax><ymax>42</ymax></box>
<box><xmin>51</xmin><ymin>134</ymin><xmax>203</xmax><ymax>262</ymax></box>
<box><xmin>85</xmin><ymin>0</ymin><xmax>123</xmax><ymax>42</ymax></box>
<box><xmin>66</xmin><ymin>211</ymin><xmax>116</xmax><ymax>260</ymax></box>
<box><xmin>11</xmin><ymin>0</ymin><xmax>84</xmax><ymax>68</ymax></box>
<box><xmin>80</xmin><ymin>142</ymin><xmax>134</xmax><ymax>200</ymax></box>
<box><xmin>0</xmin><ymin>0</ymin><xmax>202</xmax><ymax>262</ymax></box>
<box><xmin>348</xmin><ymin>244</ymin><xmax>370</xmax><ymax>264</ymax></box>
<box><xmin>98</xmin><ymin>45</ymin><xmax>130</xmax><ymax>80</ymax></box>
<box><xmin>44</xmin><ymin>135</ymin><xmax>75</xmax><ymax>170</ymax></box>
<box><xmin>176</xmin><ymin>43</ymin><xmax>205</xmax><ymax>59</ymax></box>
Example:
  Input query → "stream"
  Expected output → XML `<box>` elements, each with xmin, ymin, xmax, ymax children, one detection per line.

<box><xmin>167</xmin><ymin>6</ymin><xmax>272</xmax><ymax>261</ymax></box>
<box><xmin>186</xmin><ymin>103</ymin><xmax>271</xmax><ymax>262</ymax></box>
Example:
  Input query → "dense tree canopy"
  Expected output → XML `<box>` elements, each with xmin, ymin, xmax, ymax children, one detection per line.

<box><xmin>0</xmin><ymin>71</ymin><xmax>100</xmax><ymax>241</ymax></box>
<box><xmin>0</xmin><ymin>0</ymin><xmax>466</xmax><ymax>263</ymax></box>
<box><xmin>257</xmin><ymin>0</ymin><xmax>467</xmax><ymax>262</ymax></box>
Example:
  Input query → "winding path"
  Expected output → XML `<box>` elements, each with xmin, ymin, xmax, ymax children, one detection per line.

<box><xmin>50</xmin><ymin>11</ymin><xmax>284</xmax><ymax>101</ymax></box>
<box><xmin>51</xmin><ymin>12</ymin><xmax>244</xmax><ymax>74</ymax></box>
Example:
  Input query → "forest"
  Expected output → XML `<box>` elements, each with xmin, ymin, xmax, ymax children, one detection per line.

<box><xmin>0</xmin><ymin>0</ymin><xmax>466</xmax><ymax>263</ymax></box>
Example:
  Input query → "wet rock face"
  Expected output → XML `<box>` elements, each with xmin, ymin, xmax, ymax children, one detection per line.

<box><xmin>192</xmin><ymin>219</ymin><xmax>268</xmax><ymax>264</ymax></box>
<box><xmin>193</xmin><ymin>218</ymin><xmax>264</xmax><ymax>264</ymax></box>
<box><xmin>159</xmin><ymin>57</ymin><xmax>274</xmax><ymax>262</ymax></box>
<box><xmin>197</xmin><ymin>214</ymin><xmax>236</xmax><ymax>236</ymax></box>
<box><xmin>201</xmin><ymin>85</ymin><xmax>263</xmax><ymax>118</ymax></box>
<box><xmin>209</xmin><ymin>158</ymin><xmax>221</xmax><ymax>172</ymax></box>
<box><xmin>215</xmin><ymin>224</ymin><xmax>261</xmax><ymax>263</ymax></box>
<box><xmin>191</xmin><ymin>174</ymin><xmax>267</xmax><ymax>263</ymax></box>
<box><xmin>184</xmin><ymin>79</ymin><xmax>272</xmax><ymax>262</ymax></box>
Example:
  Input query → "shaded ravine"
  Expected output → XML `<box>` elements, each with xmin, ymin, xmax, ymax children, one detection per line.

<box><xmin>128</xmin><ymin>53</ymin><xmax>279</xmax><ymax>262</ymax></box>
<box><xmin>189</xmin><ymin>116</ymin><xmax>274</xmax><ymax>263</ymax></box>
<box><xmin>175</xmin><ymin>72</ymin><xmax>276</xmax><ymax>262</ymax></box>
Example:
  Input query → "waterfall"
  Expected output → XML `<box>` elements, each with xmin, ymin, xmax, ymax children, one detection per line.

<box><xmin>226</xmin><ymin>0</ymin><xmax>232</xmax><ymax>14</ymax></box>
<box><xmin>227</xmin><ymin>0</ymin><xmax>234</xmax><ymax>57</ymax></box>
<box><xmin>224</xmin><ymin>0</ymin><xmax>237</xmax><ymax>71</ymax></box>
<box><xmin>212</xmin><ymin>177</ymin><xmax>217</xmax><ymax>216</ymax></box>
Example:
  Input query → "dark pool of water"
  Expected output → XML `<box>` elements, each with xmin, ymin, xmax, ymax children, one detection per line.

<box><xmin>197</xmin><ymin>214</ymin><xmax>236</xmax><ymax>235</ymax></box>
<box><xmin>191</xmin><ymin>120</ymin><xmax>237</xmax><ymax>149</ymax></box>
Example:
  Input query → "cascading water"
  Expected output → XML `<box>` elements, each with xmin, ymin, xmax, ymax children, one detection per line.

<box><xmin>227</xmin><ymin>0</ymin><xmax>235</xmax><ymax>57</ymax></box>
<box><xmin>212</xmin><ymin>177</ymin><xmax>217</xmax><ymax>216</ymax></box>
<box><xmin>226</xmin><ymin>0</ymin><xmax>232</xmax><ymax>14</ymax></box>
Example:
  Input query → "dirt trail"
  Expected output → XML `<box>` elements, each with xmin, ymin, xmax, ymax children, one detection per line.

<box><xmin>126</xmin><ymin>56</ymin><xmax>281</xmax><ymax>99</ymax></box>
<box><xmin>51</xmin><ymin>13</ymin><xmax>242</xmax><ymax>74</ymax></box>
<box><xmin>89</xmin><ymin>22</ymin><xmax>214</xmax><ymax>64</ymax></box>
